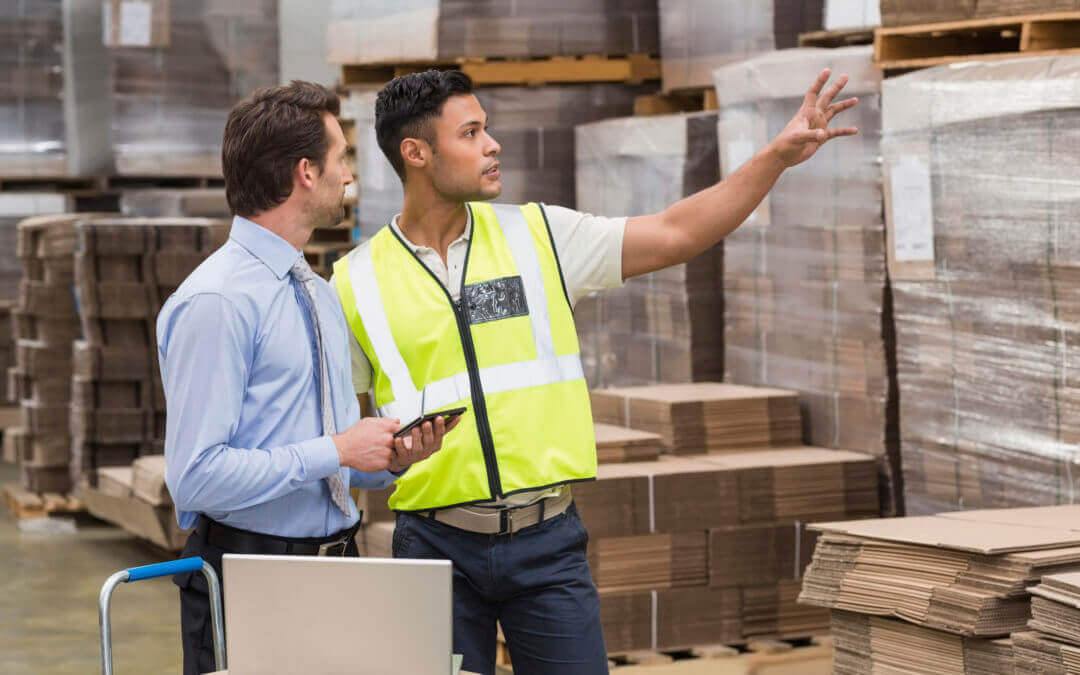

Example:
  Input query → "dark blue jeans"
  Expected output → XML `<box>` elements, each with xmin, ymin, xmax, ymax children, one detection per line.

<box><xmin>393</xmin><ymin>503</ymin><xmax>608</xmax><ymax>675</ymax></box>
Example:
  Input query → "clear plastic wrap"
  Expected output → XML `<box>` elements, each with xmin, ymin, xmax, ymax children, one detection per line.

<box><xmin>714</xmin><ymin>47</ymin><xmax>900</xmax><ymax>514</ymax></box>
<box><xmin>353</xmin><ymin>82</ymin><xmax>650</xmax><ymax>237</ymax></box>
<box><xmin>573</xmin><ymin>111</ymin><xmax>722</xmax><ymax>387</ymax></box>
<box><xmin>659</xmin><ymin>0</ymin><xmax>824</xmax><ymax>92</ymax></box>
<box><xmin>327</xmin><ymin>0</ymin><xmax>658</xmax><ymax>65</ymax></box>
<box><xmin>823</xmin><ymin>0</ymin><xmax>880</xmax><ymax>30</ymax></box>
<box><xmin>882</xmin><ymin>55</ymin><xmax>1080</xmax><ymax>514</ymax></box>
<box><xmin>110</xmin><ymin>0</ymin><xmax>279</xmax><ymax>176</ymax></box>
<box><xmin>0</xmin><ymin>0</ymin><xmax>111</xmax><ymax>176</ymax></box>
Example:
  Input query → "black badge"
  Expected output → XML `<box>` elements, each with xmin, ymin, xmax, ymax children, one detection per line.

<box><xmin>462</xmin><ymin>276</ymin><xmax>529</xmax><ymax>324</ymax></box>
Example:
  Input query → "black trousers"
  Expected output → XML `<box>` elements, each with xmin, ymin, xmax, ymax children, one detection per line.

<box><xmin>174</xmin><ymin>523</ymin><xmax>360</xmax><ymax>675</ymax></box>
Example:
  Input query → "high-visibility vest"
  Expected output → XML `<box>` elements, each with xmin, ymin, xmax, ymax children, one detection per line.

<box><xmin>333</xmin><ymin>202</ymin><xmax>597</xmax><ymax>511</ymax></box>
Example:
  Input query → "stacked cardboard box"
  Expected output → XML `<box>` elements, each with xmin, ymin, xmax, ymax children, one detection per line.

<box><xmin>108</xmin><ymin>0</ymin><xmax>278</xmax><ymax>176</ymax></box>
<box><xmin>879</xmin><ymin>0</ymin><xmax>1077</xmax><ymax>26</ymax></box>
<box><xmin>574</xmin><ymin>448</ymin><xmax>879</xmax><ymax>652</ymax></box>
<box><xmin>658</xmin><ymin>0</ymin><xmax>824</xmax><ymax>92</ymax></box>
<box><xmin>574</xmin><ymin>112</ymin><xmax>723</xmax><ymax>387</ymax></box>
<box><xmin>0</xmin><ymin>0</ymin><xmax>111</xmax><ymax>176</ymax></box>
<box><xmin>353</xmin><ymin>83</ymin><xmax>651</xmax><ymax>237</ymax></box>
<box><xmin>82</xmin><ymin>455</ymin><xmax>188</xmax><ymax>551</ymax></box>
<box><xmin>831</xmin><ymin>611</ymin><xmax>1015</xmax><ymax>675</ymax></box>
<box><xmin>801</xmin><ymin>506</ymin><xmax>1080</xmax><ymax>672</ymax></box>
<box><xmin>1013</xmin><ymin>571</ymin><xmax>1080</xmax><ymax>672</ymax></box>
<box><xmin>326</xmin><ymin>0</ymin><xmax>659</xmax><ymax>65</ymax></box>
<box><xmin>8</xmin><ymin>214</ymin><xmax>90</xmax><ymax>492</ymax></box>
<box><xmin>714</xmin><ymin>47</ymin><xmax>901</xmax><ymax>515</ymax></box>
<box><xmin>882</xmin><ymin>56</ymin><xmax>1080</xmax><ymax>514</ymax></box>
<box><xmin>69</xmin><ymin>217</ymin><xmax>227</xmax><ymax>486</ymax></box>
<box><xmin>590</xmin><ymin>383</ymin><xmax>803</xmax><ymax>455</ymax></box>
<box><xmin>118</xmin><ymin>189</ymin><xmax>231</xmax><ymax>219</ymax></box>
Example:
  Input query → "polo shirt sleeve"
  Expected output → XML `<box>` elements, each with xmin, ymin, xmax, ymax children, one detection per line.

<box><xmin>539</xmin><ymin>204</ymin><xmax>627</xmax><ymax>307</ymax></box>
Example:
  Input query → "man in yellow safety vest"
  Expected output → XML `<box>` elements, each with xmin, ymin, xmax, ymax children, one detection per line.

<box><xmin>332</xmin><ymin>68</ymin><xmax>859</xmax><ymax>674</ymax></box>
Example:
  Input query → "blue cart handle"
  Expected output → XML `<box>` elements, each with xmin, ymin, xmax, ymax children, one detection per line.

<box><xmin>125</xmin><ymin>556</ymin><xmax>204</xmax><ymax>582</ymax></box>
<box><xmin>99</xmin><ymin>557</ymin><xmax>225</xmax><ymax>674</ymax></box>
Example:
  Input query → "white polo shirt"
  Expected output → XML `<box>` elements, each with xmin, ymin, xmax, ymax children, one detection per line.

<box><xmin>331</xmin><ymin>203</ymin><xmax>626</xmax><ymax>508</ymax></box>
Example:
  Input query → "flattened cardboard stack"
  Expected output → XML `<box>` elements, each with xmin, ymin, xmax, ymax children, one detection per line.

<box><xmin>109</xmin><ymin>0</ymin><xmax>279</xmax><ymax>175</ymax></box>
<box><xmin>81</xmin><ymin>455</ymin><xmax>188</xmax><ymax>551</ymax></box>
<box><xmin>8</xmin><ymin>214</ymin><xmax>88</xmax><ymax>492</ymax></box>
<box><xmin>1014</xmin><ymin>571</ymin><xmax>1080</xmax><ymax>673</ymax></box>
<box><xmin>573</xmin><ymin>447</ymin><xmax>879</xmax><ymax>652</ymax></box>
<box><xmin>800</xmin><ymin>506</ymin><xmax>1080</xmax><ymax>673</ymax></box>
<box><xmin>658</xmin><ymin>0</ymin><xmax>823</xmax><ymax>91</ymax></box>
<box><xmin>574</xmin><ymin>112</ymin><xmax>723</xmax><ymax>388</ymax></box>
<box><xmin>879</xmin><ymin>0</ymin><xmax>1077</xmax><ymax>26</ymax></box>
<box><xmin>595</xmin><ymin>424</ymin><xmax>662</xmax><ymax>464</ymax></box>
<box><xmin>590</xmin><ymin>383</ymin><xmax>802</xmax><ymax>455</ymax></box>
<box><xmin>69</xmin><ymin>217</ymin><xmax>228</xmax><ymax>486</ymax></box>
<box><xmin>353</xmin><ymin>83</ymin><xmax>651</xmax><ymax>237</ymax></box>
<box><xmin>715</xmin><ymin>47</ymin><xmax>901</xmax><ymax>516</ymax></box>
<box><xmin>882</xmin><ymin>56</ymin><xmax>1080</xmax><ymax>514</ymax></box>
<box><xmin>831</xmin><ymin>611</ymin><xmax>1015</xmax><ymax>675</ymax></box>
<box><xmin>327</xmin><ymin>0</ymin><xmax>659</xmax><ymax>64</ymax></box>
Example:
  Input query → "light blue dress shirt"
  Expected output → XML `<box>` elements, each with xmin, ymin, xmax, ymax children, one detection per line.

<box><xmin>157</xmin><ymin>216</ymin><xmax>397</xmax><ymax>537</ymax></box>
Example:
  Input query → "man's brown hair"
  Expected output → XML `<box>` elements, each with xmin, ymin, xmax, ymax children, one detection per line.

<box><xmin>222</xmin><ymin>81</ymin><xmax>341</xmax><ymax>217</ymax></box>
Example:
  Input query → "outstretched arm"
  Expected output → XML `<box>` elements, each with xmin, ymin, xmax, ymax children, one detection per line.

<box><xmin>621</xmin><ymin>69</ymin><xmax>859</xmax><ymax>279</ymax></box>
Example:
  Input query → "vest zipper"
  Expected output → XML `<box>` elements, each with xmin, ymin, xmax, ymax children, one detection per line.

<box><xmin>451</xmin><ymin>298</ymin><xmax>504</xmax><ymax>499</ymax></box>
<box><xmin>387</xmin><ymin>212</ymin><xmax>504</xmax><ymax>500</ymax></box>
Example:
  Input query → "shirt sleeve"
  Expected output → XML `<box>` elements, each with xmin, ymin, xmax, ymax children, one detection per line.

<box><xmin>328</xmin><ymin>271</ymin><xmax>376</xmax><ymax>395</ymax></box>
<box><xmin>541</xmin><ymin>204</ymin><xmax>627</xmax><ymax>306</ymax></box>
<box><xmin>159</xmin><ymin>292</ymin><xmax>342</xmax><ymax>514</ymax></box>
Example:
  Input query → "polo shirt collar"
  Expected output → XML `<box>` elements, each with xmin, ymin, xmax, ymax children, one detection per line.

<box><xmin>228</xmin><ymin>215</ymin><xmax>302</xmax><ymax>280</ymax></box>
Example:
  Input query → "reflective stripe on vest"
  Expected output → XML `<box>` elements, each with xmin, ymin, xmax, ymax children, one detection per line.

<box><xmin>334</xmin><ymin>202</ymin><xmax>597</xmax><ymax>510</ymax></box>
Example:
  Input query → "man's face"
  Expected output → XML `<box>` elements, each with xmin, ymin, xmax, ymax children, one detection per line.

<box><xmin>426</xmin><ymin>94</ymin><xmax>502</xmax><ymax>202</ymax></box>
<box><xmin>309</xmin><ymin>112</ymin><xmax>353</xmax><ymax>229</ymax></box>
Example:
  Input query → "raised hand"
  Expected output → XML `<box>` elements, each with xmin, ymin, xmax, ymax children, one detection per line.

<box><xmin>768</xmin><ymin>68</ymin><xmax>859</xmax><ymax>168</ymax></box>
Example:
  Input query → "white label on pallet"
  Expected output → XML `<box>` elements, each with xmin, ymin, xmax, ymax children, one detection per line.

<box><xmin>890</xmin><ymin>154</ymin><xmax>935</xmax><ymax>262</ymax></box>
<box><xmin>119</xmin><ymin>0</ymin><xmax>152</xmax><ymax>47</ymax></box>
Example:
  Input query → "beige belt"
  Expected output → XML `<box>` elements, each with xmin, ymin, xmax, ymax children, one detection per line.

<box><xmin>427</xmin><ymin>489</ymin><xmax>573</xmax><ymax>536</ymax></box>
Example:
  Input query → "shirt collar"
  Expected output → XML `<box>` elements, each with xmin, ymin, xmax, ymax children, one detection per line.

<box><xmin>228</xmin><ymin>215</ymin><xmax>302</xmax><ymax>280</ymax></box>
<box><xmin>390</xmin><ymin>207</ymin><xmax>472</xmax><ymax>254</ymax></box>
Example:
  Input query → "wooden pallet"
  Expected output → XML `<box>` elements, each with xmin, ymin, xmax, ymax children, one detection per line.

<box><xmin>799</xmin><ymin>27</ymin><xmax>876</xmax><ymax>48</ymax></box>
<box><xmin>2</xmin><ymin>482</ymin><xmax>85</xmax><ymax>520</ymax></box>
<box><xmin>634</xmin><ymin>88</ymin><xmax>718</xmax><ymax>116</ymax></box>
<box><xmin>0</xmin><ymin>174</ymin><xmax>224</xmax><ymax>195</ymax></box>
<box><xmin>341</xmin><ymin>53</ymin><xmax>660</xmax><ymax>88</ymax></box>
<box><xmin>875</xmin><ymin>11</ymin><xmax>1080</xmax><ymax>70</ymax></box>
<box><xmin>496</xmin><ymin>634</ymin><xmax>832</xmax><ymax>673</ymax></box>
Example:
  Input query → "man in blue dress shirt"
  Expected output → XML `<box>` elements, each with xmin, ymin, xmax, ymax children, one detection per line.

<box><xmin>157</xmin><ymin>81</ymin><xmax>456</xmax><ymax>675</ymax></box>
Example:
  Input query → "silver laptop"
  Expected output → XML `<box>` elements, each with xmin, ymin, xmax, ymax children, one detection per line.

<box><xmin>222</xmin><ymin>554</ymin><xmax>453</xmax><ymax>675</ymax></box>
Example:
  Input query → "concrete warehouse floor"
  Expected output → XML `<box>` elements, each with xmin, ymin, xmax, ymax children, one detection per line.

<box><xmin>0</xmin><ymin>461</ymin><xmax>182</xmax><ymax>674</ymax></box>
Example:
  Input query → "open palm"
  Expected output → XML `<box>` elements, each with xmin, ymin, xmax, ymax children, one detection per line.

<box><xmin>772</xmin><ymin>68</ymin><xmax>859</xmax><ymax>167</ymax></box>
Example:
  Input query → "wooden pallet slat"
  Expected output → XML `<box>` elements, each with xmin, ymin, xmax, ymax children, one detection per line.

<box><xmin>634</xmin><ymin>89</ymin><xmax>717</xmax><ymax>117</ymax></box>
<box><xmin>342</xmin><ymin>53</ymin><xmax>660</xmax><ymax>88</ymax></box>
<box><xmin>2</xmin><ymin>482</ymin><xmax>86</xmax><ymax>520</ymax></box>
<box><xmin>875</xmin><ymin>10</ymin><xmax>1080</xmax><ymax>70</ymax></box>
<box><xmin>798</xmin><ymin>27</ymin><xmax>876</xmax><ymax>49</ymax></box>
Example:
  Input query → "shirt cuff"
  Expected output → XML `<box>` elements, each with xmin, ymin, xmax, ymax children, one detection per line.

<box><xmin>302</xmin><ymin>435</ymin><xmax>341</xmax><ymax>480</ymax></box>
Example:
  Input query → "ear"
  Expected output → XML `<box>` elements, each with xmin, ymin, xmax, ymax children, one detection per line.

<box><xmin>296</xmin><ymin>157</ymin><xmax>318</xmax><ymax>191</ymax></box>
<box><xmin>400</xmin><ymin>138</ymin><xmax>429</xmax><ymax>172</ymax></box>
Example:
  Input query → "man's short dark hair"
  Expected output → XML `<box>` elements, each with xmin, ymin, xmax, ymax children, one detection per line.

<box><xmin>222</xmin><ymin>81</ymin><xmax>340</xmax><ymax>217</ymax></box>
<box><xmin>375</xmin><ymin>69</ymin><xmax>474</xmax><ymax>179</ymax></box>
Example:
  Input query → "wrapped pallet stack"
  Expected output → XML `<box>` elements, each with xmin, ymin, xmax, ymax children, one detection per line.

<box><xmin>658</xmin><ymin>0</ymin><xmax>824</xmax><ymax>92</ymax></box>
<box><xmin>0</xmin><ymin>0</ymin><xmax>111</xmax><ymax>176</ymax></box>
<box><xmin>69</xmin><ymin>217</ymin><xmax>227</xmax><ymax>488</ymax></box>
<box><xmin>574</xmin><ymin>111</ymin><xmax>723</xmax><ymax>387</ymax></box>
<box><xmin>714</xmin><ymin>46</ymin><xmax>901</xmax><ymax>515</ymax></box>
<box><xmin>882</xmin><ymin>55</ymin><xmax>1080</xmax><ymax>514</ymax></box>
<box><xmin>106</xmin><ymin>0</ymin><xmax>279</xmax><ymax>176</ymax></box>
<box><xmin>326</xmin><ymin>0</ymin><xmax>658</xmax><ymax>64</ymax></box>
<box><xmin>7</xmin><ymin>214</ymin><xmax>87</xmax><ymax>492</ymax></box>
